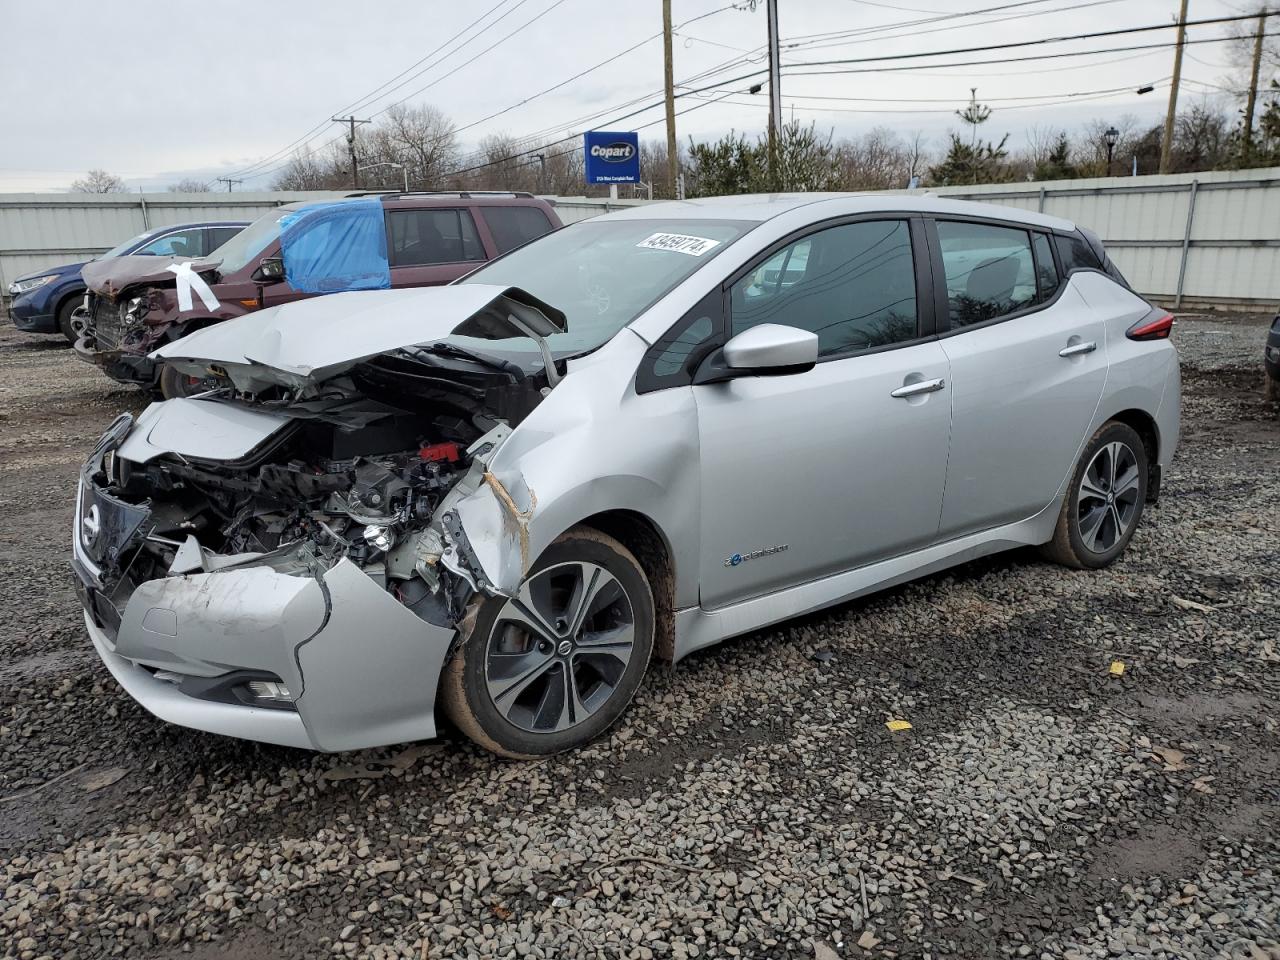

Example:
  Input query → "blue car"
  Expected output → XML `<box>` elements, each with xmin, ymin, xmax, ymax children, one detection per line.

<box><xmin>7</xmin><ymin>220</ymin><xmax>248</xmax><ymax>341</ymax></box>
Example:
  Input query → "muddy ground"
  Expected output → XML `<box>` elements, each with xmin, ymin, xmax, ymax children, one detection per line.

<box><xmin>0</xmin><ymin>315</ymin><xmax>1277</xmax><ymax>960</ymax></box>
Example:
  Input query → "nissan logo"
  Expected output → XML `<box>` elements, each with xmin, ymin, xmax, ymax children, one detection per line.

<box><xmin>590</xmin><ymin>142</ymin><xmax>636</xmax><ymax>163</ymax></box>
<box><xmin>81</xmin><ymin>504</ymin><xmax>101</xmax><ymax>548</ymax></box>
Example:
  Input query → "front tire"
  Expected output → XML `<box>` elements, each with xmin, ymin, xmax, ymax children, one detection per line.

<box><xmin>1041</xmin><ymin>420</ymin><xmax>1148</xmax><ymax>570</ymax></box>
<box><xmin>158</xmin><ymin>362</ymin><xmax>214</xmax><ymax>400</ymax></box>
<box><xmin>57</xmin><ymin>297</ymin><xmax>84</xmax><ymax>343</ymax></box>
<box><xmin>442</xmin><ymin>526</ymin><xmax>654</xmax><ymax>759</ymax></box>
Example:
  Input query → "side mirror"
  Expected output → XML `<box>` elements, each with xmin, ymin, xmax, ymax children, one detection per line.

<box><xmin>694</xmin><ymin>323</ymin><xmax>818</xmax><ymax>385</ymax></box>
<box><xmin>251</xmin><ymin>256</ymin><xmax>285</xmax><ymax>284</ymax></box>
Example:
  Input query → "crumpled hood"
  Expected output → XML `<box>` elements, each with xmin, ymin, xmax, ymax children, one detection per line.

<box><xmin>83</xmin><ymin>255</ymin><xmax>218</xmax><ymax>298</ymax></box>
<box><xmin>152</xmin><ymin>285</ymin><xmax>566</xmax><ymax>385</ymax></box>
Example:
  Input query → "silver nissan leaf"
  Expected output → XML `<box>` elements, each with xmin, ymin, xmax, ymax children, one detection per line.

<box><xmin>72</xmin><ymin>194</ymin><xmax>1180</xmax><ymax>758</ymax></box>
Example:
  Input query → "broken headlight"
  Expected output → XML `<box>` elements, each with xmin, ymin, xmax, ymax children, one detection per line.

<box><xmin>119</xmin><ymin>296</ymin><xmax>145</xmax><ymax>327</ymax></box>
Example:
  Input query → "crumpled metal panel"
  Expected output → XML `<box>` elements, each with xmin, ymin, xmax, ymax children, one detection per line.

<box><xmin>116</xmin><ymin>398</ymin><xmax>291</xmax><ymax>464</ymax></box>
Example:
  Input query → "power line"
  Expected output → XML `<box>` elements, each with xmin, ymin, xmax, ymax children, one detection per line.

<box><xmin>212</xmin><ymin>0</ymin><xmax>531</xmax><ymax>183</ymax></box>
<box><xmin>782</xmin><ymin>33</ymin><xmax>1272</xmax><ymax>78</ymax></box>
<box><xmin>785</xmin><ymin>11</ymin><xmax>1279</xmax><ymax>69</ymax></box>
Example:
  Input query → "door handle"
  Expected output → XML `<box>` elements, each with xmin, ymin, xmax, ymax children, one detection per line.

<box><xmin>891</xmin><ymin>377</ymin><xmax>946</xmax><ymax>398</ymax></box>
<box><xmin>1059</xmin><ymin>340</ymin><xmax>1097</xmax><ymax>358</ymax></box>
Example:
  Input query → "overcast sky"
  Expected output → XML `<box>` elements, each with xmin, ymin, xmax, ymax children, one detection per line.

<box><xmin>0</xmin><ymin>0</ymin><xmax>1256</xmax><ymax>193</ymax></box>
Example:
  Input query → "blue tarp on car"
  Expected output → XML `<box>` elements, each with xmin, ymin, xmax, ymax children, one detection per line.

<box><xmin>279</xmin><ymin>199</ymin><xmax>390</xmax><ymax>294</ymax></box>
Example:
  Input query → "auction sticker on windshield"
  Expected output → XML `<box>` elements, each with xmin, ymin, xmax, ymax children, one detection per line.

<box><xmin>636</xmin><ymin>233</ymin><xmax>721</xmax><ymax>256</ymax></box>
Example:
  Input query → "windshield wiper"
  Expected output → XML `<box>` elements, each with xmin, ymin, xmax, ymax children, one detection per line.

<box><xmin>410</xmin><ymin>342</ymin><xmax>528</xmax><ymax>381</ymax></box>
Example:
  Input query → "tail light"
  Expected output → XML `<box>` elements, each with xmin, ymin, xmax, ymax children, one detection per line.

<box><xmin>1126</xmin><ymin>309</ymin><xmax>1175</xmax><ymax>341</ymax></box>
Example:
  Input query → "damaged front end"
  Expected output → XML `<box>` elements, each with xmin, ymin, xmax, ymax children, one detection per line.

<box><xmin>73</xmin><ymin>286</ymin><xmax>560</xmax><ymax>751</ymax></box>
<box><xmin>74</xmin><ymin>257</ymin><xmax>221</xmax><ymax>386</ymax></box>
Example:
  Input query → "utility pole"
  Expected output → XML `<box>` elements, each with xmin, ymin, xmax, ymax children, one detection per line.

<box><xmin>216</xmin><ymin>177</ymin><xmax>243</xmax><ymax>192</ymax></box>
<box><xmin>1243</xmin><ymin>6</ymin><xmax>1268</xmax><ymax>160</ymax></box>
<box><xmin>663</xmin><ymin>0</ymin><xmax>678</xmax><ymax>199</ymax></box>
<box><xmin>332</xmin><ymin>115</ymin><xmax>371</xmax><ymax>189</ymax></box>
<box><xmin>1160</xmin><ymin>0</ymin><xmax>1189</xmax><ymax>174</ymax></box>
<box><xmin>766</xmin><ymin>0</ymin><xmax>782</xmax><ymax>186</ymax></box>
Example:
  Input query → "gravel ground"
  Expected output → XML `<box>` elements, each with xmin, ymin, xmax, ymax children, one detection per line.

<box><xmin>0</xmin><ymin>313</ymin><xmax>1277</xmax><ymax>960</ymax></box>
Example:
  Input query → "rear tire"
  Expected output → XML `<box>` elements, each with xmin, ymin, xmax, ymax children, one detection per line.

<box><xmin>1041</xmin><ymin>420</ymin><xmax>1148</xmax><ymax>570</ymax></box>
<box><xmin>442</xmin><ymin>526</ymin><xmax>654</xmax><ymax>759</ymax></box>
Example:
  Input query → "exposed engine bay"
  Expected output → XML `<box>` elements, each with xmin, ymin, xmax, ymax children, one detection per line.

<box><xmin>78</xmin><ymin>285</ymin><xmax>568</xmax><ymax>639</ymax></box>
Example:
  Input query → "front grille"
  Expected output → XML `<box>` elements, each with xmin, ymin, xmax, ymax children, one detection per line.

<box><xmin>90</xmin><ymin>294</ymin><xmax>123</xmax><ymax>349</ymax></box>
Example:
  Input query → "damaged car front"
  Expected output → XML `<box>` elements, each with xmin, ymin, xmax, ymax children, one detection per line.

<box><xmin>72</xmin><ymin>285</ymin><xmax>565</xmax><ymax>752</ymax></box>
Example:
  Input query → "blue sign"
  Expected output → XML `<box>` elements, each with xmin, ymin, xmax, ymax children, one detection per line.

<box><xmin>584</xmin><ymin>130</ymin><xmax>640</xmax><ymax>184</ymax></box>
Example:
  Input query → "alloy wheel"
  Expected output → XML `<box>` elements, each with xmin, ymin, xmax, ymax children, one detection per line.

<box><xmin>484</xmin><ymin>561</ymin><xmax>636</xmax><ymax>734</ymax></box>
<box><xmin>1077</xmin><ymin>440</ymin><xmax>1141</xmax><ymax>554</ymax></box>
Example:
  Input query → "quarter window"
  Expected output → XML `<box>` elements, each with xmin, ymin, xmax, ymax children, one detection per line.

<box><xmin>1031</xmin><ymin>232</ymin><xmax>1061</xmax><ymax>302</ymax></box>
<box><xmin>482</xmin><ymin>206</ymin><xmax>555</xmax><ymax>254</ymax></box>
<box><xmin>1056</xmin><ymin>231</ymin><xmax>1106</xmax><ymax>275</ymax></box>
<box><xmin>729</xmin><ymin>220</ymin><xmax>918</xmax><ymax>357</ymax></box>
<box><xmin>936</xmin><ymin>221</ymin><xmax>1037</xmax><ymax>328</ymax></box>
<box><xmin>388</xmin><ymin>209</ymin><xmax>483</xmax><ymax>267</ymax></box>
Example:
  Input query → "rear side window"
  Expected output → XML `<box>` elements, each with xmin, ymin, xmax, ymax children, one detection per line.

<box><xmin>1031</xmin><ymin>232</ymin><xmax>1061</xmax><ymax>302</ymax></box>
<box><xmin>482</xmin><ymin>206</ymin><xmax>555</xmax><ymax>254</ymax></box>
<box><xmin>208</xmin><ymin>226</ymin><xmax>242</xmax><ymax>251</ymax></box>
<box><xmin>729</xmin><ymin>219</ymin><xmax>918</xmax><ymax>358</ymax></box>
<box><xmin>1055</xmin><ymin>232</ymin><xmax>1104</xmax><ymax>274</ymax></box>
<box><xmin>936</xmin><ymin>221</ymin><xmax>1037</xmax><ymax>328</ymax></box>
<box><xmin>388</xmin><ymin>209</ymin><xmax>483</xmax><ymax>267</ymax></box>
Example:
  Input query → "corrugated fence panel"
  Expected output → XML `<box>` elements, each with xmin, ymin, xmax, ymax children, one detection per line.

<box><xmin>0</xmin><ymin>192</ymin><xmax>345</xmax><ymax>288</ymax></box>
<box><xmin>4</xmin><ymin>175</ymin><xmax>1278</xmax><ymax>307</ymax></box>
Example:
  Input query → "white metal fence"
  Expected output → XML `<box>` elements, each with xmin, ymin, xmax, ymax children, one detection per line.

<box><xmin>3</xmin><ymin>172</ymin><xmax>1278</xmax><ymax>310</ymax></box>
<box><xmin>0</xmin><ymin>191</ymin><xmax>345</xmax><ymax>290</ymax></box>
<box><xmin>912</xmin><ymin>166</ymin><xmax>1280</xmax><ymax>311</ymax></box>
<box><xmin>0</xmin><ymin>192</ymin><xmax>645</xmax><ymax>293</ymax></box>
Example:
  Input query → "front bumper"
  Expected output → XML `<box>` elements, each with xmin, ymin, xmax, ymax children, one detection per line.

<box><xmin>72</xmin><ymin>334</ymin><xmax>158</xmax><ymax>386</ymax></box>
<box><xmin>9</xmin><ymin>293</ymin><xmax>58</xmax><ymax>333</ymax></box>
<box><xmin>75</xmin><ymin>481</ymin><xmax>458</xmax><ymax>752</ymax></box>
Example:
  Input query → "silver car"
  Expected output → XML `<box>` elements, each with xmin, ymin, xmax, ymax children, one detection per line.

<box><xmin>72</xmin><ymin>194</ymin><xmax>1180</xmax><ymax>758</ymax></box>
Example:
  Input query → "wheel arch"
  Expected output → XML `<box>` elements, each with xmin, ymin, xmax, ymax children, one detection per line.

<box><xmin>1105</xmin><ymin>407</ymin><xmax>1161</xmax><ymax>501</ymax></box>
<box><xmin>573</xmin><ymin>509</ymin><xmax>677</xmax><ymax>662</ymax></box>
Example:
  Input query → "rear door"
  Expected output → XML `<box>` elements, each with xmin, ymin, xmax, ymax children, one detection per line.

<box><xmin>386</xmin><ymin>208</ymin><xmax>488</xmax><ymax>286</ymax></box>
<box><xmin>931</xmin><ymin>219</ymin><xmax>1108</xmax><ymax>539</ymax></box>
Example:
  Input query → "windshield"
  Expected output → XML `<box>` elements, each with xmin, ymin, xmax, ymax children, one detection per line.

<box><xmin>207</xmin><ymin>208</ymin><xmax>293</xmax><ymax>274</ymax></box>
<box><xmin>458</xmin><ymin>218</ymin><xmax>752</xmax><ymax>356</ymax></box>
<box><xmin>101</xmin><ymin>228</ymin><xmax>164</xmax><ymax>260</ymax></box>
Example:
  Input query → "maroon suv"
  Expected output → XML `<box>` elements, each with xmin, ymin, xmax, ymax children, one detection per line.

<box><xmin>77</xmin><ymin>192</ymin><xmax>561</xmax><ymax>398</ymax></box>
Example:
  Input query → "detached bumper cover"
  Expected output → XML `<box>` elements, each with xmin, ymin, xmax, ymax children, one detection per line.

<box><xmin>78</xmin><ymin>551</ymin><xmax>459</xmax><ymax>753</ymax></box>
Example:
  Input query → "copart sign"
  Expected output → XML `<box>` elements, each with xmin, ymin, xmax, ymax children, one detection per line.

<box><xmin>583</xmin><ymin>130</ymin><xmax>640</xmax><ymax>184</ymax></box>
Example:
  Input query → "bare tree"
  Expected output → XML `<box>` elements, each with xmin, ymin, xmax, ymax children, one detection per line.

<box><xmin>271</xmin><ymin>104</ymin><xmax>460</xmax><ymax>191</ymax></box>
<box><xmin>834</xmin><ymin>127</ymin><xmax>911</xmax><ymax>190</ymax></box>
<box><xmin>69</xmin><ymin>169</ymin><xmax>127</xmax><ymax>193</ymax></box>
<box><xmin>167</xmin><ymin>178</ymin><xmax>211</xmax><ymax>193</ymax></box>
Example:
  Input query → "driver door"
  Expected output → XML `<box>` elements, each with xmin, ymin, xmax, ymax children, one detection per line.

<box><xmin>693</xmin><ymin>218</ymin><xmax>953</xmax><ymax>609</ymax></box>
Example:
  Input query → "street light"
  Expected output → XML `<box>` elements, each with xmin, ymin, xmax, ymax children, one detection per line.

<box><xmin>360</xmin><ymin>162</ymin><xmax>409</xmax><ymax>192</ymax></box>
<box><xmin>1104</xmin><ymin>126</ymin><xmax>1120</xmax><ymax>177</ymax></box>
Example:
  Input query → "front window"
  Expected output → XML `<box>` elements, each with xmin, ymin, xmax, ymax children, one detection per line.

<box><xmin>135</xmin><ymin>228</ymin><xmax>205</xmax><ymax>258</ymax></box>
<box><xmin>208</xmin><ymin>209</ymin><xmax>294</xmax><ymax>274</ymax></box>
<box><xmin>460</xmin><ymin>218</ymin><xmax>751</xmax><ymax>356</ymax></box>
<box><xmin>730</xmin><ymin>220</ymin><xmax>918</xmax><ymax>357</ymax></box>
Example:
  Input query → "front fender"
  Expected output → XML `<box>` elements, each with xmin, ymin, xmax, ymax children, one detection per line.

<box><xmin>452</xmin><ymin>330</ymin><xmax>702</xmax><ymax>608</ymax></box>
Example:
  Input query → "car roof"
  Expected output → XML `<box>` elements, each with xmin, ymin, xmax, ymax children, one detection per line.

<box><xmin>276</xmin><ymin>192</ymin><xmax>549</xmax><ymax>212</ymax></box>
<box><xmin>596</xmin><ymin>192</ymin><xmax>1076</xmax><ymax>233</ymax></box>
